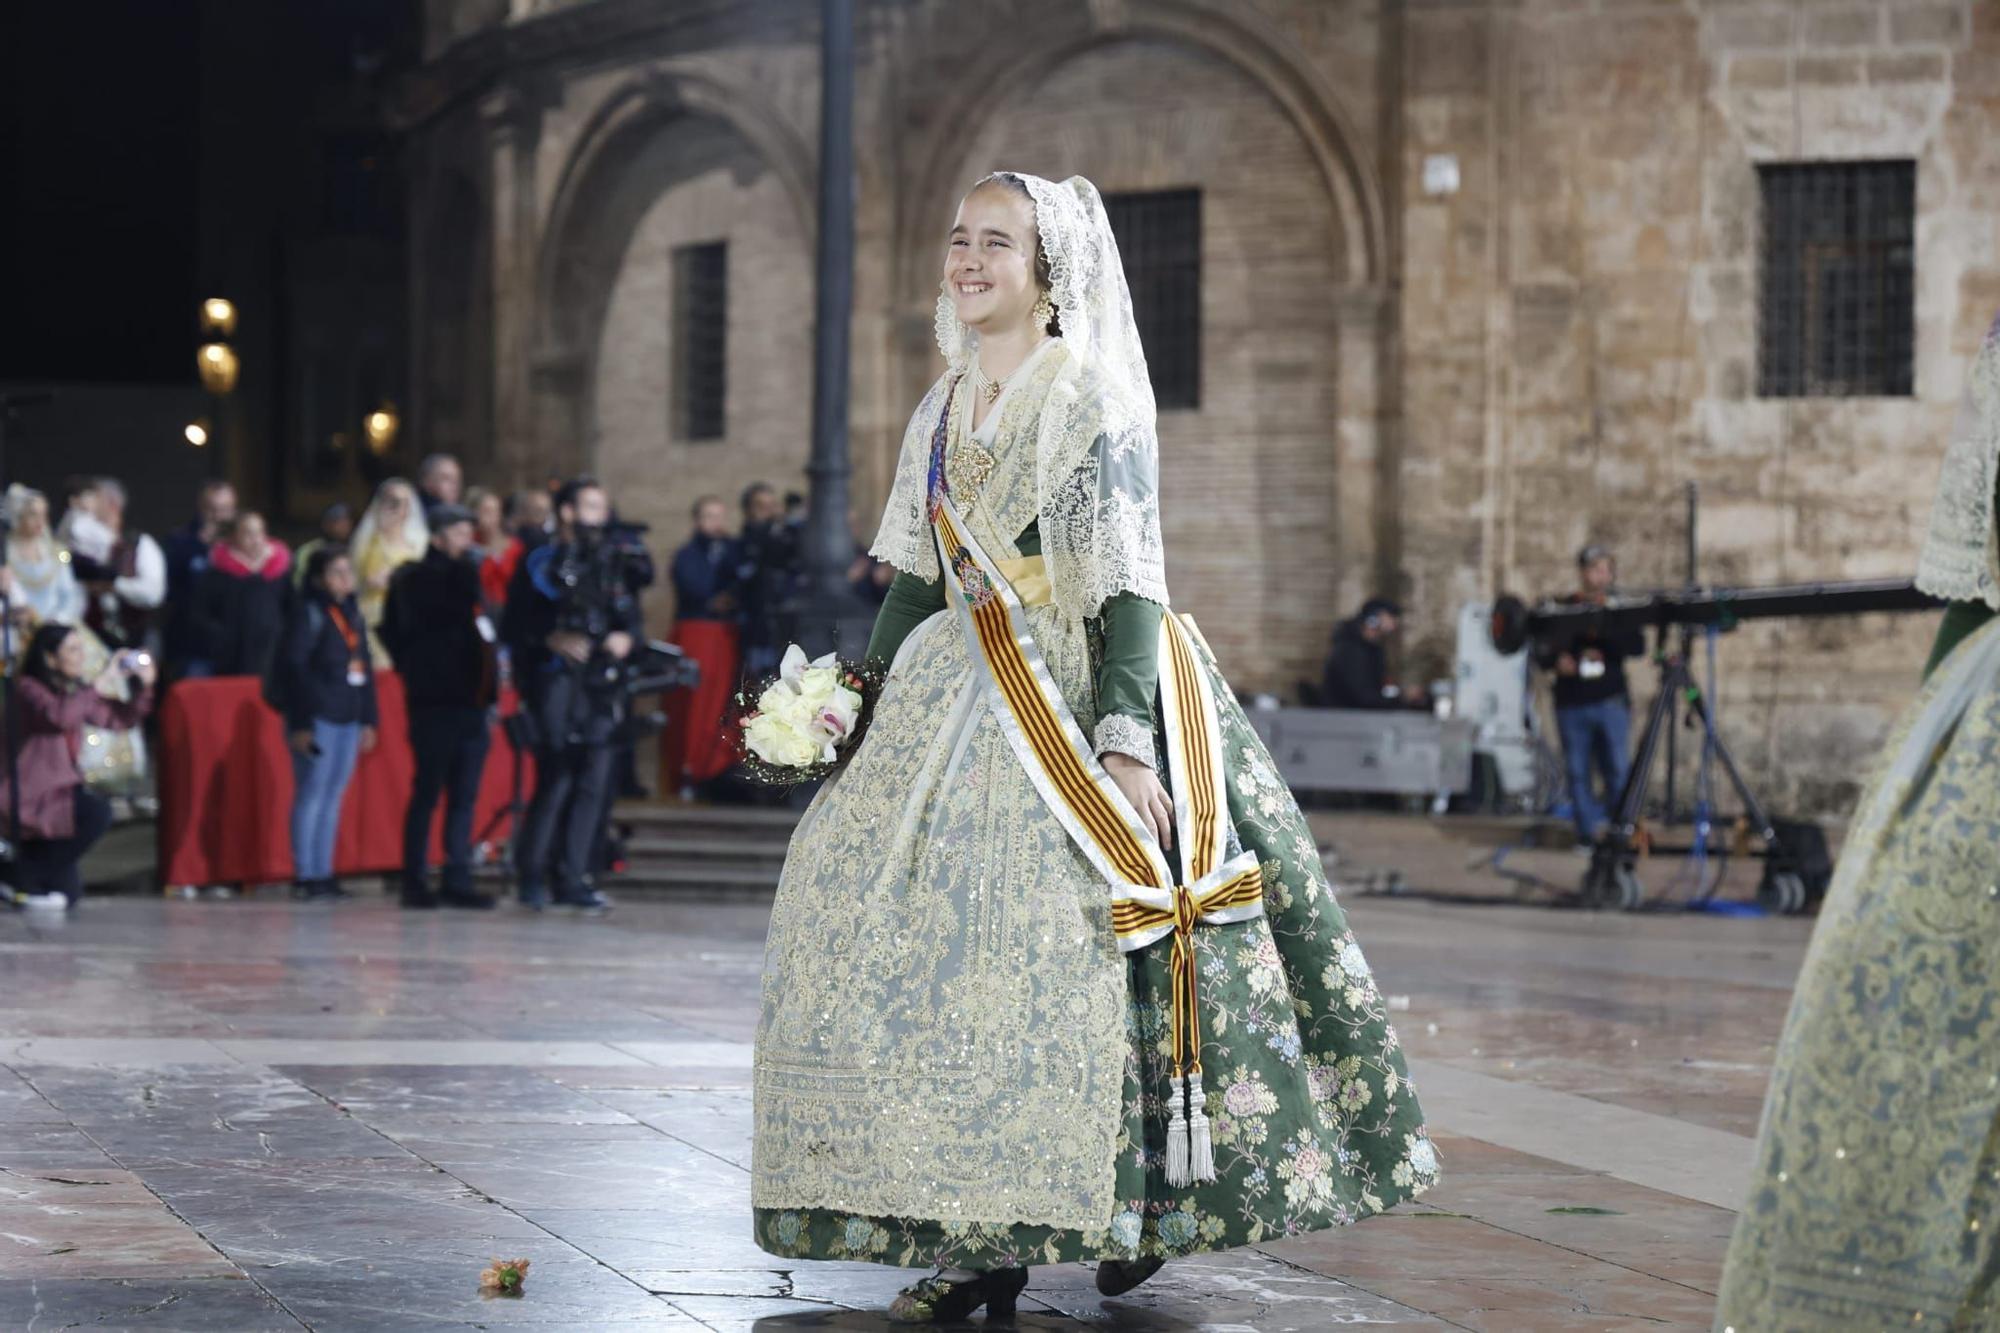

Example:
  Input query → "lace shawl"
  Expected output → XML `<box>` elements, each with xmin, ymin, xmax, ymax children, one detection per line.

<box><xmin>1917</xmin><ymin>313</ymin><xmax>2000</xmax><ymax>609</ymax></box>
<box><xmin>871</xmin><ymin>173</ymin><xmax>1170</xmax><ymax>620</ymax></box>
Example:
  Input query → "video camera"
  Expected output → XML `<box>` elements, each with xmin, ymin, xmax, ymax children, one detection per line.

<box><xmin>551</xmin><ymin>527</ymin><xmax>639</xmax><ymax>644</ymax></box>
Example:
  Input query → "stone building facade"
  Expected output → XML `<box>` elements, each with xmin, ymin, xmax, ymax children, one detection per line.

<box><xmin>398</xmin><ymin>0</ymin><xmax>2000</xmax><ymax>814</ymax></box>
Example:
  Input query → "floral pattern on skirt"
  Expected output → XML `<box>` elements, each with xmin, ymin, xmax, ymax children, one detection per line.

<box><xmin>754</xmin><ymin>636</ymin><xmax>1438</xmax><ymax>1268</ymax></box>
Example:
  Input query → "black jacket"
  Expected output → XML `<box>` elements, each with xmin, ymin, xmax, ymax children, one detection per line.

<box><xmin>501</xmin><ymin>538</ymin><xmax>638</xmax><ymax>699</ymax></box>
<box><xmin>1535</xmin><ymin>597</ymin><xmax>1648</xmax><ymax>709</ymax></box>
<box><xmin>380</xmin><ymin>546</ymin><xmax>492</xmax><ymax>709</ymax></box>
<box><xmin>193</xmin><ymin>552</ymin><xmax>294</xmax><ymax>679</ymax></box>
<box><xmin>1321</xmin><ymin>618</ymin><xmax>1394</xmax><ymax>709</ymax></box>
<box><xmin>280</xmin><ymin>591</ymin><xmax>378</xmax><ymax>731</ymax></box>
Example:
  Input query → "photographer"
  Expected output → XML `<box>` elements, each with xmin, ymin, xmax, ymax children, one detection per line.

<box><xmin>381</xmin><ymin>505</ymin><xmax>496</xmax><ymax>911</ymax></box>
<box><xmin>1536</xmin><ymin>544</ymin><xmax>1647</xmax><ymax>846</ymax></box>
<box><xmin>501</xmin><ymin>477</ymin><xmax>636</xmax><ymax>913</ymax></box>
<box><xmin>0</xmin><ymin>624</ymin><xmax>155</xmax><ymax>908</ymax></box>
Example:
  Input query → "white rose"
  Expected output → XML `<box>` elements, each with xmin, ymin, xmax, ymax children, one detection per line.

<box><xmin>743</xmin><ymin>713</ymin><xmax>819</xmax><ymax>768</ymax></box>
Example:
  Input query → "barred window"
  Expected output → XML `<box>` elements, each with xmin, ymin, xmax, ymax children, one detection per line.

<box><xmin>672</xmin><ymin>241</ymin><xmax>728</xmax><ymax>440</ymax></box>
<box><xmin>1105</xmin><ymin>189</ymin><xmax>1202</xmax><ymax>410</ymax></box>
<box><xmin>1758</xmin><ymin>161</ymin><xmax>1914</xmax><ymax>398</ymax></box>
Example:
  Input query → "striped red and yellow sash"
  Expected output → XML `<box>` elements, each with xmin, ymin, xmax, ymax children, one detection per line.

<box><xmin>929</xmin><ymin>492</ymin><xmax>1264</xmax><ymax>1081</ymax></box>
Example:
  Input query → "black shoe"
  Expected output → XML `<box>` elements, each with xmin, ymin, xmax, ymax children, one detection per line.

<box><xmin>439</xmin><ymin>889</ymin><xmax>497</xmax><ymax>911</ymax></box>
<box><xmin>400</xmin><ymin>889</ymin><xmax>441</xmax><ymax>910</ymax></box>
<box><xmin>888</xmin><ymin>1268</ymin><xmax>1028</xmax><ymax>1323</ymax></box>
<box><xmin>556</xmin><ymin>888</ymin><xmax>612</xmax><ymax>914</ymax></box>
<box><xmin>1095</xmin><ymin>1256</ymin><xmax>1165</xmax><ymax>1297</ymax></box>
<box><xmin>312</xmin><ymin>878</ymin><xmax>352</xmax><ymax>900</ymax></box>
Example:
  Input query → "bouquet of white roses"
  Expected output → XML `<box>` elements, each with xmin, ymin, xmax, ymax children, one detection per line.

<box><xmin>731</xmin><ymin>645</ymin><xmax>885</xmax><ymax>786</ymax></box>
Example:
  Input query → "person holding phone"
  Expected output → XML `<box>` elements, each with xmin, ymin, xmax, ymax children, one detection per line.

<box><xmin>0</xmin><ymin>623</ymin><xmax>155</xmax><ymax>908</ymax></box>
<box><xmin>280</xmin><ymin>546</ymin><xmax>378</xmax><ymax>900</ymax></box>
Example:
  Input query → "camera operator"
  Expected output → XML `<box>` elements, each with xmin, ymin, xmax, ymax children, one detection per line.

<box><xmin>1536</xmin><ymin>544</ymin><xmax>1647</xmax><ymax>846</ymax></box>
<box><xmin>502</xmin><ymin>477</ymin><xmax>635</xmax><ymax>913</ymax></box>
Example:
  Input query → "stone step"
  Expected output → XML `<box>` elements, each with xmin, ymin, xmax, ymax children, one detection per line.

<box><xmin>604</xmin><ymin>861</ymin><xmax>780</xmax><ymax>898</ymax></box>
<box><xmin>613</xmin><ymin>802</ymin><xmax>803</xmax><ymax>833</ymax></box>
<box><xmin>617</xmin><ymin>833</ymin><xmax>789</xmax><ymax>863</ymax></box>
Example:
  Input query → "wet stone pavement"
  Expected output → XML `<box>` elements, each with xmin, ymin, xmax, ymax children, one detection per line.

<box><xmin>0</xmin><ymin>880</ymin><xmax>1812</xmax><ymax>1330</ymax></box>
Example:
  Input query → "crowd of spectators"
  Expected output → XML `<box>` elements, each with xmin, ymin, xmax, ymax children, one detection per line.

<box><xmin>0</xmin><ymin>456</ymin><xmax>593</xmax><ymax>908</ymax></box>
<box><xmin>0</xmin><ymin>455</ymin><xmax>862</xmax><ymax>907</ymax></box>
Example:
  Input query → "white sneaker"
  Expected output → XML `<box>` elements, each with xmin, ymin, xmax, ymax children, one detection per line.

<box><xmin>201</xmin><ymin>886</ymin><xmax>235</xmax><ymax>901</ymax></box>
<box><xmin>20</xmin><ymin>892</ymin><xmax>68</xmax><ymax>910</ymax></box>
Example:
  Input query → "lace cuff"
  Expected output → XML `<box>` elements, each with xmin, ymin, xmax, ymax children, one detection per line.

<box><xmin>1093</xmin><ymin>713</ymin><xmax>1157</xmax><ymax>770</ymax></box>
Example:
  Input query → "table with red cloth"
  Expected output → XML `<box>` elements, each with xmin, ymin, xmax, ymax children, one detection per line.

<box><xmin>157</xmin><ymin>673</ymin><xmax>533</xmax><ymax>888</ymax></box>
<box><xmin>660</xmin><ymin>618</ymin><xmax>740</xmax><ymax>790</ymax></box>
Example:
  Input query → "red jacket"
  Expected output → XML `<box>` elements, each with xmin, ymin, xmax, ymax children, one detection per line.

<box><xmin>480</xmin><ymin>539</ymin><xmax>522</xmax><ymax>613</ymax></box>
<box><xmin>0</xmin><ymin>677</ymin><xmax>153</xmax><ymax>839</ymax></box>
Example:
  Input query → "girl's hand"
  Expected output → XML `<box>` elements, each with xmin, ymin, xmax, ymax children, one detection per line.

<box><xmin>1104</xmin><ymin>751</ymin><xmax>1173</xmax><ymax>851</ymax></box>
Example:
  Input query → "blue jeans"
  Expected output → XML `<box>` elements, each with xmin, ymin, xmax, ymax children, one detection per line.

<box><xmin>1557</xmin><ymin>698</ymin><xmax>1632</xmax><ymax>843</ymax></box>
<box><xmin>290</xmin><ymin>719</ymin><xmax>362</xmax><ymax>881</ymax></box>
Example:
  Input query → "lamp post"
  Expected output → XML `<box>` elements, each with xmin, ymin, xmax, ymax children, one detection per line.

<box><xmin>785</xmin><ymin>0</ymin><xmax>875</xmax><ymax>658</ymax></box>
<box><xmin>195</xmin><ymin>298</ymin><xmax>239</xmax><ymax>481</ymax></box>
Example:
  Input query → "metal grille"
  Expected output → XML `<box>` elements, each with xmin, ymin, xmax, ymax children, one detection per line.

<box><xmin>1105</xmin><ymin>189</ymin><xmax>1202</xmax><ymax>410</ymax></box>
<box><xmin>1758</xmin><ymin>161</ymin><xmax>1914</xmax><ymax>398</ymax></box>
<box><xmin>672</xmin><ymin>241</ymin><xmax>728</xmax><ymax>440</ymax></box>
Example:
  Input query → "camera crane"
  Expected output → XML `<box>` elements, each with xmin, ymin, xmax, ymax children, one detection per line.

<box><xmin>1490</xmin><ymin>576</ymin><xmax>1942</xmax><ymax>913</ymax></box>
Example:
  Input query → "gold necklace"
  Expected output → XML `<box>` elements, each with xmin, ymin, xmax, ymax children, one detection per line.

<box><xmin>970</xmin><ymin>338</ymin><xmax>1046</xmax><ymax>406</ymax></box>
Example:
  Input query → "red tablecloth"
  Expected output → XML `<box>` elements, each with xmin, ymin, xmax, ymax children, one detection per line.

<box><xmin>662</xmin><ymin>619</ymin><xmax>741</xmax><ymax>788</ymax></box>
<box><xmin>157</xmin><ymin>673</ymin><xmax>532</xmax><ymax>887</ymax></box>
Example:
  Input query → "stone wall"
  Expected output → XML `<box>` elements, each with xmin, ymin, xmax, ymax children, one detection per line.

<box><xmin>408</xmin><ymin>0</ymin><xmax>2000</xmax><ymax>814</ymax></box>
<box><xmin>1394</xmin><ymin>0</ymin><xmax>1999</xmax><ymax>813</ymax></box>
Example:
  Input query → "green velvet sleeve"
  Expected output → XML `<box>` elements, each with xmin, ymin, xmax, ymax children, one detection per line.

<box><xmin>1009</xmin><ymin>521</ymin><xmax>1160</xmax><ymax>729</ymax></box>
<box><xmin>1097</xmin><ymin>592</ymin><xmax>1164</xmax><ymax>726</ymax></box>
<box><xmin>866</xmin><ymin>571</ymin><xmax>946</xmax><ymax>665</ymax></box>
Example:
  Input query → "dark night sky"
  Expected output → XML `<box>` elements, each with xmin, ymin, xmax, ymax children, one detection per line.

<box><xmin>1</xmin><ymin>2</ymin><xmax>204</xmax><ymax>383</ymax></box>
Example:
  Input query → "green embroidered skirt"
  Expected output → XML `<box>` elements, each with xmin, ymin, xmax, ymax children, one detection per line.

<box><xmin>752</xmin><ymin>627</ymin><xmax>1438</xmax><ymax>1269</ymax></box>
<box><xmin>1715</xmin><ymin>619</ymin><xmax>2000</xmax><ymax>1329</ymax></box>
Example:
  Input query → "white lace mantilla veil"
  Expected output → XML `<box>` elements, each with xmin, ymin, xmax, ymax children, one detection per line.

<box><xmin>1916</xmin><ymin>310</ymin><xmax>2000</xmax><ymax>610</ymax></box>
<box><xmin>870</xmin><ymin>172</ymin><xmax>1170</xmax><ymax>619</ymax></box>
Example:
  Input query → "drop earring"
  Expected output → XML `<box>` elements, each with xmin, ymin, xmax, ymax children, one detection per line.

<box><xmin>1032</xmin><ymin>290</ymin><xmax>1056</xmax><ymax>333</ymax></box>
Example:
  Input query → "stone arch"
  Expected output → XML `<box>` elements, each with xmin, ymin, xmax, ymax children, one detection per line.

<box><xmin>532</xmin><ymin>70</ymin><xmax>815</xmax><ymax>468</ymax></box>
<box><xmin>896</xmin><ymin>1</ymin><xmax>1384</xmax><ymax>302</ymax></box>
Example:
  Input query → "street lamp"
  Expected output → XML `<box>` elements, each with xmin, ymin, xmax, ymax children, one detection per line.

<box><xmin>363</xmin><ymin>402</ymin><xmax>400</xmax><ymax>455</ymax></box>
<box><xmin>194</xmin><ymin>299</ymin><xmax>239</xmax><ymax>482</ymax></box>
<box><xmin>196</xmin><ymin>342</ymin><xmax>240</xmax><ymax>395</ymax></box>
<box><xmin>200</xmin><ymin>298</ymin><xmax>237</xmax><ymax>337</ymax></box>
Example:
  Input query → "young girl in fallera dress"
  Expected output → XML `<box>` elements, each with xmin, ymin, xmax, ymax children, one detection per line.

<box><xmin>751</xmin><ymin>172</ymin><xmax>1438</xmax><ymax>1322</ymax></box>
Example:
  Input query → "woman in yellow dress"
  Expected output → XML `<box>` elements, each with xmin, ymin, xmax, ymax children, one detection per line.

<box><xmin>348</xmin><ymin>478</ymin><xmax>428</xmax><ymax>659</ymax></box>
<box><xmin>751</xmin><ymin>173</ymin><xmax>1437</xmax><ymax>1323</ymax></box>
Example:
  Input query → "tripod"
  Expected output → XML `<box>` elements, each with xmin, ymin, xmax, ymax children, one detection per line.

<box><xmin>471</xmin><ymin>712</ymin><xmax>534</xmax><ymax>898</ymax></box>
<box><xmin>1581</xmin><ymin>626</ymin><xmax>1808</xmax><ymax>912</ymax></box>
